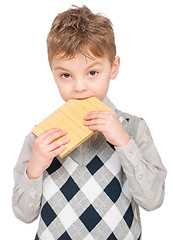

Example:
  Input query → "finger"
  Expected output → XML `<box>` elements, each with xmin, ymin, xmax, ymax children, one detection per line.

<box><xmin>48</xmin><ymin>136</ymin><xmax>70</xmax><ymax>152</ymax></box>
<box><xmin>85</xmin><ymin>111</ymin><xmax>112</xmax><ymax>120</ymax></box>
<box><xmin>84</xmin><ymin>119</ymin><xmax>105</xmax><ymax>126</ymax></box>
<box><xmin>87</xmin><ymin>110</ymin><xmax>108</xmax><ymax>115</ymax></box>
<box><xmin>50</xmin><ymin>145</ymin><xmax>67</xmax><ymax>158</ymax></box>
<box><xmin>43</xmin><ymin>129</ymin><xmax>67</xmax><ymax>145</ymax></box>
<box><xmin>88</xmin><ymin>124</ymin><xmax>105</xmax><ymax>132</ymax></box>
<box><xmin>36</xmin><ymin>128</ymin><xmax>61</xmax><ymax>142</ymax></box>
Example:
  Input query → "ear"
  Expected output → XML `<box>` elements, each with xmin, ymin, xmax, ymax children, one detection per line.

<box><xmin>110</xmin><ymin>56</ymin><xmax>120</xmax><ymax>79</ymax></box>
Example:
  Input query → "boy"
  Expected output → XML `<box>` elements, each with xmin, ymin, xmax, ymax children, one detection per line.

<box><xmin>12</xmin><ymin>5</ymin><xmax>167</xmax><ymax>240</ymax></box>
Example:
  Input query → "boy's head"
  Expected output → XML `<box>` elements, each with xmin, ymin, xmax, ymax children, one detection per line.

<box><xmin>47</xmin><ymin>5</ymin><xmax>116</xmax><ymax>67</ymax></box>
<box><xmin>47</xmin><ymin>5</ymin><xmax>120</xmax><ymax>102</ymax></box>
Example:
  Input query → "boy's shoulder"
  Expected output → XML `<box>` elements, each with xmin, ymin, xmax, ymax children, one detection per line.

<box><xmin>104</xmin><ymin>96</ymin><xmax>142</xmax><ymax>124</ymax></box>
<box><xmin>115</xmin><ymin>107</ymin><xmax>143</xmax><ymax>141</ymax></box>
<box><xmin>115</xmin><ymin>107</ymin><xmax>141</xmax><ymax>120</ymax></box>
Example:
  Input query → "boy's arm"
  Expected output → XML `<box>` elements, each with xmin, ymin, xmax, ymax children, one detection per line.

<box><xmin>12</xmin><ymin>127</ymin><xmax>69</xmax><ymax>223</ymax></box>
<box><xmin>12</xmin><ymin>132</ymin><xmax>43</xmax><ymax>223</ymax></box>
<box><xmin>115</xmin><ymin>118</ymin><xmax>167</xmax><ymax>211</ymax></box>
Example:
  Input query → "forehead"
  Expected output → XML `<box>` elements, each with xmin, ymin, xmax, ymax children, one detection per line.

<box><xmin>51</xmin><ymin>50</ymin><xmax>111</xmax><ymax>70</ymax></box>
<box><xmin>54</xmin><ymin>50</ymin><xmax>96</xmax><ymax>62</ymax></box>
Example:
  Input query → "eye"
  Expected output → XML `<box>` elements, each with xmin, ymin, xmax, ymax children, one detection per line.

<box><xmin>61</xmin><ymin>73</ymin><xmax>71</xmax><ymax>79</ymax></box>
<box><xmin>89</xmin><ymin>71</ymin><xmax>98</xmax><ymax>77</ymax></box>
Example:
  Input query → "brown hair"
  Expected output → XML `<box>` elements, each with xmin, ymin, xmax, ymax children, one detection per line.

<box><xmin>47</xmin><ymin>5</ymin><xmax>116</xmax><ymax>67</ymax></box>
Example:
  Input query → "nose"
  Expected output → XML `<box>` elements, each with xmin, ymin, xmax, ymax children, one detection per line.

<box><xmin>74</xmin><ymin>79</ymin><xmax>88</xmax><ymax>92</ymax></box>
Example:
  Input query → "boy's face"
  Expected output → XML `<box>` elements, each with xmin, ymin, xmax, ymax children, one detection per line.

<box><xmin>51</xmin><ymin>52</ymin><xmax>120</xmax><ymax>102</ymax></box>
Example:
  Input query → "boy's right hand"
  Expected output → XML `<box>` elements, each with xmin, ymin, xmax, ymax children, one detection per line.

<box><xmin>26</xmin><ymin>128</ymin><xmax>70</xmax><ymax>179</ymax></box>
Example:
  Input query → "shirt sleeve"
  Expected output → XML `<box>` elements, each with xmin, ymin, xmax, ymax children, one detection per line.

<box><xmin>12</xmin><ymin>132</ymin><xmax>43</xmax><ymax>223</ymax></box>
<box><xmin>115</xmin><ymin>118</ymin><xmax>167</xmax><ymax>211</ymax></box>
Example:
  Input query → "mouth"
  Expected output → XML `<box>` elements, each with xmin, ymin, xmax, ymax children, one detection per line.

<box><xmin>75</xmin><ymin>97</ymin><xmax>89</xmax><ymax>100</ymax></box>
<box><xmin>72</xmin><ymin>96</ymin><xmax>94</xmax><ymax>100</ymax></box>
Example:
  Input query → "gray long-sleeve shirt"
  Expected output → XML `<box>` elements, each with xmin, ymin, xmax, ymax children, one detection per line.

<box><xmin>12</xmin><ymin>96</ymin><xmax>167</xmax><ymax>226</ymax></box>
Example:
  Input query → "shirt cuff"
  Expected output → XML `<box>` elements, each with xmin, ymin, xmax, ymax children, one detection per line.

<box><xmin>21</xmin><ymin>170</ymin><xmax>43</xmax><ymax>198</ymax></box>
<box><xmin>115</xmin><ymin>138</ymin><xmax>143</xmax><ymax>168</ymax></box>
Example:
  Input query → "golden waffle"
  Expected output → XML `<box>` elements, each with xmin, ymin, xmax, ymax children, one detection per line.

<box><xmin>32</xmin><ymin>96</ymin><xmax>114</xmax><ymax>158</ymax></box>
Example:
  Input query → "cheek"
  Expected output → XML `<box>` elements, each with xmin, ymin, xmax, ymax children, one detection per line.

<box><xmin>58</xmin><ymin>84</ymin><xmax>70</xmax><ymax>95</ymax></box>
<box><xmin>55</xmin><ymin>80</ymin><xmax>67</xmax><ymax>90</ymax></box>
<box><xmin>97</xmin><ymin>79</ymin><xmax>109</xmax><ymax>90</ymax></box>
<box><xmin>55</xmin><ymin>82</ymin><xmax>72</xmax><ymax>100</ymax></box>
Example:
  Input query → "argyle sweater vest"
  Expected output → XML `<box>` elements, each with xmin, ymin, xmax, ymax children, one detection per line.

<box><xmin>35</xmin><ymin>110</ymin><xmax>142</xmax><ymax>240</ymax></box>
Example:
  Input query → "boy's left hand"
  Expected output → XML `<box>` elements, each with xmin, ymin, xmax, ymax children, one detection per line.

<box><xmin>84</xmin><ymin>111</ymin><xmax>131</xmax><ymax>147</ymax></box>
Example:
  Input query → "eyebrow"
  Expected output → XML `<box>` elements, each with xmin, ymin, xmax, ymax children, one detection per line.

<box><xmin>54</xmin><ymin>62</ymin><xmax>103</xmax><ymax>72</ymax></box>
<box><xmin>54</xmin><ymin>66</ymin><xmax>71</xmax><ymax>72</ymax></box>
<box><xmin>85</xmin><ymin>62</ymin><xmax>103</xmax><ymax>70</ymax></box>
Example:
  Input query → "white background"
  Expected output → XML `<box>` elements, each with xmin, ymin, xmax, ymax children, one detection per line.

<box><xmin>0</xmin><ymin>0</ymin><xmax>172</xmax><ymax>239</ymax></box>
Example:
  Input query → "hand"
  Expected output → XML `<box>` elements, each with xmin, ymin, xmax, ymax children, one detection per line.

<box><xmin>84</xmin><ymin>111</ymin><xmax>131</xmax><ymax>147</ymax></box>
<box><xmin>27</xmin><ymin>128</ymin><xmax>70</xmax><ymax>179</ymax></box>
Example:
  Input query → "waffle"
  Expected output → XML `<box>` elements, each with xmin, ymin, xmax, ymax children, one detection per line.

<box><xmin>32</xmin><ymin>96</ymin><xmax>114</xmax><ymax>158</ymax></box>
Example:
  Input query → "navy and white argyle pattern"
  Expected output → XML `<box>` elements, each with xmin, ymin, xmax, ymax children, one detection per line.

<box><xmin>35</xmin><ymin>140</ymin><xmax>141</xmax><ymax>239</ymax></box>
